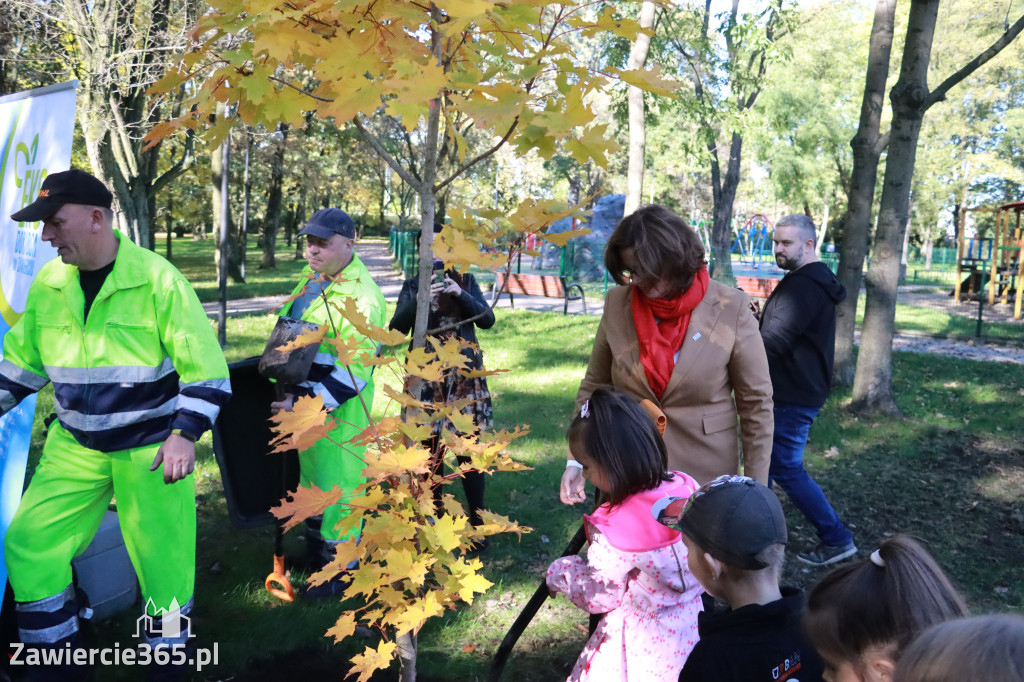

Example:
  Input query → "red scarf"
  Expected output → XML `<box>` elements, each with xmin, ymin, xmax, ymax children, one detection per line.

<box><xmin>631</xmin><ymin>267</ymin><xmax>709</xmax><ymax>399</ymax></box>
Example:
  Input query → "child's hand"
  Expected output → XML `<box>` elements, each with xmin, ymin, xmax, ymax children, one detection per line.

<box><xmin>560</xmin><ymin>464</ymin><xmax>586</xmax><ymax>505</ymax></box>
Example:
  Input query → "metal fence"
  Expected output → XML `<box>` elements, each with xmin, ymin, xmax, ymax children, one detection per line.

<box><xmin>388</xmin><ymin>230</ymin><xmax>1023</xmax><ymax>343</ymax></box>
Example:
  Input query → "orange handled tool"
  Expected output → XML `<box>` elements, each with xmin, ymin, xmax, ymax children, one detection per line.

<box><xmin>265</xmin><ymin>554</ymin><xmax>294</xmax><ymax>602</ymax></box>
<box><xmin>639</xmin><ymin>399</ymin><xmax>667</xmax><ymax>436</ymax></box>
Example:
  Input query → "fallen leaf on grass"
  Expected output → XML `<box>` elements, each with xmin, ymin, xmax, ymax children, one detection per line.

<box><xmin>824</xmin><ymin>446</ymin><xmax>840</xmax><ymax>459</ymax></box>
<box><xmin>573</xmin><ymin>623</ymin><xmax>589</xmax><ymax>634</ymax></box>
<box><xmin>462</xmin><ymin>643</ymin><xmax>477</xmax><ymax>653</ymax></box>
<box><xmin>963</xmin><ymin>500</ymin><xmax>979</xmax><ymax>512</ymax></box>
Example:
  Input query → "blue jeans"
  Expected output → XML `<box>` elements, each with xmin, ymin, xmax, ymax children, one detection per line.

<box><xmin>769</xmin><ymin>402</ymin><xmax>853</xmax><ymax>548</ymax></box>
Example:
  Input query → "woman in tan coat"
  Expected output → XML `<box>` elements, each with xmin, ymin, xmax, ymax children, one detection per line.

<box><xmin>561</xmin><ymin>205</ymin><xmax>773</xmax><ymax>504</ymax></box>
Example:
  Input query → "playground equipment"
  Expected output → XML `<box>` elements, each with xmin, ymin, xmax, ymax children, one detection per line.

<box><xmin>954</xmin><ymin>202</ymin><xmax>1024</xmax><ymax>318</ymax></box>
<box><xmin>730</xmin><ymin>214</ymin><xmax>775</xmax><ymax>269</ymax></box>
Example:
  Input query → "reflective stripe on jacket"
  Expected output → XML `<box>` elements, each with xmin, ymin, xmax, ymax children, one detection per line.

<box><xmin>283</xmin><ymin>255</ymin><xmax>385</xmax><ymax>411</ymax></box>
<box><xmin>0</xmin><ymin>231</ymin><xmax>231</xmax><ymax>452</ymax></box>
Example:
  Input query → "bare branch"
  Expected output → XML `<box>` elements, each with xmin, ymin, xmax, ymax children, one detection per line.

<box><xmin>352</xmin><ymin>115</ymin><xmax>422</xmax><ymax>191</ymax></box>
<box><xmin>926</xmin><ymin>12</ymin><xmax>1024</xmax><ymax>108</ymax></box>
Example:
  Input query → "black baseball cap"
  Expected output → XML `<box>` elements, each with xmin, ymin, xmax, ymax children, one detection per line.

<box><xmin>11</xmin><ymin>169</ymin><xmax>113</xmax><ymax>223</ymax></box>
<box><xmin>298</xmin><ymin>208</ymin><xmax>356</xmax><ymax>240</ymax></box>
<box><xmin>657</xmin><ymin>475</ymin><xmax>788</xmax><ymax>570</ymax></box>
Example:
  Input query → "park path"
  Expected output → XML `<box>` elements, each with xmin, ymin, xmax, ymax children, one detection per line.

<box><xmin>203</xmin><ymin>241</ymin><xmax>1024</xmax><ymax>365</ymax></box>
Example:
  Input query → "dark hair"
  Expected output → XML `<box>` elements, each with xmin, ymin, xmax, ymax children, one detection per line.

<box><xmin>894</xmin><ymin>615</ymin><xmax>1024</xmax><ymax>682</ymax></box>
<box><xmin>605</xmin><ymin>204</ymin><xmax>706</xmax><ymax>297</ymax></box>
<box><xmin>804</xmin><ymin>536</ymin><xmax>968</xmax><ymax>670</ymax></box>
<box><xmin>567</xmin><ymin>389</ymin><xmax>671</xmax><ymax>508</ymax></box>
<box><xmin>413</xmin><ymin>223</ymin><xmax>465</xmax><ymax>316</ymax></box>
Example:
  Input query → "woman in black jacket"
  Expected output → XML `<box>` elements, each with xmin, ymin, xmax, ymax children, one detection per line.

<box><xmin>389</xmin><ymin>238</ymin><xmax>495</xmax><ymax>545</ymax></box>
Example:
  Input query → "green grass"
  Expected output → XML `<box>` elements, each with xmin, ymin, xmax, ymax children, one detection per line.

<box><xmin>850</xmin><ymin>293</ymin><xmax>1024</xmax><ymax>341</ymax></box>
<box><xmin>159</xmin><ymin>232</ymin><xmax>307</xmax><ymax>303</ymax></box>
<box><xmin>18</xmin><ymin>306</ymin><xmax>1024</xmax><ymax>681</ymax></box>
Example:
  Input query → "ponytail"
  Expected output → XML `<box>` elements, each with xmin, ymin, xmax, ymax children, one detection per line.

<box><xmin>804</xmin><ymin>536</ymin><xmax>967</xmax><ymax>668</ymax></box>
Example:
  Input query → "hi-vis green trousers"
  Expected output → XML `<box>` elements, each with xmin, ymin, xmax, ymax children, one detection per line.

<box><xmin>4</xmin><ymin>424</ymin><xmax>195</xmax><ymax>646</ymax></box>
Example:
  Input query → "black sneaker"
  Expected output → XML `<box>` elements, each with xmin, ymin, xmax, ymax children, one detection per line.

<box><xmin>797</xmin><ymin>543</ymin><xmax>857</xmax><ymax>566</ymax></box>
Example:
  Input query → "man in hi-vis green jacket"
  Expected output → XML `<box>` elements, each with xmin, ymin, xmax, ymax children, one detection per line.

<box><xmin>271</xmin><ymin>208</ymin><xmax>385</xmax><ymax>598</ymax></box>
<box><xmin>0</xmin><ymin>169</ymin><xmax>230</xmax><ymax>679</ymax></box>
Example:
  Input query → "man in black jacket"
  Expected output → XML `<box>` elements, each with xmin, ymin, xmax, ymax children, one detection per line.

<box><xmin>759</xmin><ymin>215</ymin><xmax>855</xmax><ymax>566</ymax></box>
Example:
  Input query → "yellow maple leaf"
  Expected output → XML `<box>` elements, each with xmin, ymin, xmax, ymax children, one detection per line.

<box><xmin>608</xmin><ymin>64</ymin><xmax>681</xmax><ymax>98</ymax></box>
<box><xmin>403</xmin><ymin>354</ymin><xmax>445</xmax><ymax>383</ymax></box>
<box><xmin>387</xmin><ymin>589</ymin><xmax>445</xmax><ymax>636</ymax></box>
<box><xmin>459</xmin><ymin>367</ymin><xmax>508</xmax><ymax>379</ymax></box>
<box><xmin>383</xmin><ymin>547</ymin><xmax>415</xmax><ymax>579</ymax></box>
<box><xmin>270</xmin><ymin>484</ymin><xmax>344</xmax><ymax>532</ymax></box>
<box><xmin>506</xmin><ymin>197</ymin><xmax>585</xmax><ymax>235</ymax></box>
<box><xmin>437</xmin><ymin>0</ymin><xmax>493</xmax><ymax>29</ymax></box>
<box><xmin>456</xmin><ymin>570</ymin><xmax>493</xmax><ymax>603</ymax></box>
<box><xmin>357</xmin><ymin>351</ymin><xmax>397</xmax><ymax>368</ymax></box>
<box><xmin>447</xmin><ymin>408</ymin><xmax>477</xmax><ymax>435</ymax></box>
<box><xmin>348</xmin><ymin>640</ymin><xmax>397</xmax><ymax>682</ymax></box>
<box><xmin>332</xmin><ymin>297</ymin><xmax>408</xmax><ymax>347</ymax></box>
<box><xmin>444</xmin><ymin>555</ymin><xmax>492</xmax><ymax>603</ymax></box>
<box><xmin>406</xmin><ymin>555</ymin><xmax>435</xmax><ymax>586</ymax></box>
<box><xmin>349</xmin><ymin>415</ymin><xmax>402</xmax><ymax>447</ymax></box>
<box><xmin>347</xmin><ymin>563</ymin><xmax>388</xmax><ymax>599</ymax></box>
<box><xmin>325</xmin><ymin>611</ymin><xmax>359</xmax><ymax>643</ymax></box>
<box><xmin>565</xmin><ymin>123</ymin><xmax>619</xmax><ymax>166</ymax></box>
<box><xmin>309</xmin><ymin>540</ymin><xmax>363</xmax><ymax>586</ymax></box>
<box><xmin>477</xmin><ymin>509</ymin><xmax>532</xmax><ymax>539</ymax></box>
<box><xmin>325</xmin><ymin>335</ymin><xmax>364</xmax><ymax>366</ymax></box>
<box><xmin>381</xmin><ymin>384</ymin><xmax>427</xmax><ymax>409</ymax></box>
<box><xmin>432</xmin><ymin>338</ymin><xmax>470</xmax><ymax>371</ymax></box>
<box><xmin>426</xmin><ymin>513</ymin><xmax>466</xmax><ymax>552</ymax></box>
<box><xmin>275</xmin><ymin>325</ymin><xmax>327</xmax><ymax>353</ymax></box>
<box><xmin>363</xmin><ymin>444</ymin><xmax>433</xmax><ymax>481</ymax></box>
<box><xmin>269</xmin><ymin>394</ymin><xmax>333</xmax><ymax>453</ymax></box>
<box><xmin>543</xmin><ymin>226</ymin><xmax>592</xmax><ymax>248</ymax></box>
<box><xmin>396</xmin><ymin>420</ymin><xmax>433</xmax><ymax>443</ymax></box>
<box><xmin>433</xmin><ymin>223</ymin><xmax>503</xmax><ymax>270</ymax></box>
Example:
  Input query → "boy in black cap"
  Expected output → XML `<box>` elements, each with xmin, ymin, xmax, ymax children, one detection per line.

<box><xmin>655</xmin><ymin>475</ymin><xmax>824</xmax><ymax>682</ymax></box>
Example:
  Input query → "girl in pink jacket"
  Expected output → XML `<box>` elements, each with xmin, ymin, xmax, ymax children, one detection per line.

<box><xmin>547</xmin><ymin>389</ymin><xmax>703</xmax><ymax>681</ymax></box>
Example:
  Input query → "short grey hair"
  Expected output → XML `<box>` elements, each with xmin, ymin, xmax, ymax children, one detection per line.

<box><xmin>775</xmin><ymin>214</ymin><xmax>817</xmax><ymax>245</ymax></box>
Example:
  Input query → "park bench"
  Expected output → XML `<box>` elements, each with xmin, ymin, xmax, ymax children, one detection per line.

<box><xmin>736</xmin><ymin>275</ymin><xmax>780</xmax><ymax>299</ymax></box>
<box><xmin>492</xmin><ymin>272</ymin><xmax>587</xmax><ymax>315</ymax></box>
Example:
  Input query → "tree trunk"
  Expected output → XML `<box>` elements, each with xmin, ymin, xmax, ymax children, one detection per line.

<box><xmin>66</xmin><ymin>0</ymin><xmax>193</xmax><ymax>249</ymax></box>
<box><xmin>623</xmin><ymin>1</ymin><xmax>657</xmax><ymax>216</ymax></box>
<box><xmin>851</xmin><ymin>0</ymin><xmax>938</xmax><ymax>415</ymax></box>
<box><xmin>851</xmin><ymin>1</ymin><xmax>1024</xmax><ymax>413</ymax></box>
<box><xmin>924</xmin><ymin>237</ymin><xmax>934</xmax><ymax>269</ymax></box>
<box><xmin>899</xmin><ymin>210</ymin><xmax>911</xmax><ymax>284</ymax></box>
<box><xmin>833</xmin><ymin>0</ymin><xmax>896</xmax><ymax>386</ymax></box>
<box><xmin>261</xmin><ymin>124</ymin><xmax>289</xmax><ymax>269</ymax></box>
<box><xmin>210</xmin><ymin>116</ymin><xmax>244</xmax><ymax>282</ymax></box>
<box><xmin>240</xmin><ymin>129</ymin><xmax>252</xmax><ymax>280</ymax></box>
<box><xmin>165</xmin><ymin>192</ymin><xmax>174</xmax><ymax>260</ymax></box>
<box><xmin>709</xmin><ymin>133</ymin><xmax>743</xmax><ymax>284</ymax></box>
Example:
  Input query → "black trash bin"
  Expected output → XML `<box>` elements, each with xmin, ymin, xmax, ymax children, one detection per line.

<box><xmin>211</xmin><ymin>357</ymin><xmax>300</xmax><ymax>529</ymax></box>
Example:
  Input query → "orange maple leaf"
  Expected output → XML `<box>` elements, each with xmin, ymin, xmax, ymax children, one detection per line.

<box><xmin>333</xmin><ymin>297</ymin><xmax>409</xmax><ymax>347</ymax></box>
<box><xmin>269</xmin><ymin>394</ymin><xmax>333</xmax><ymax>453</ymax></box>
<box><xmin>270</xmin><ymin>484</ymin><xmax>345</xmax><ymax>532</ymax></box>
